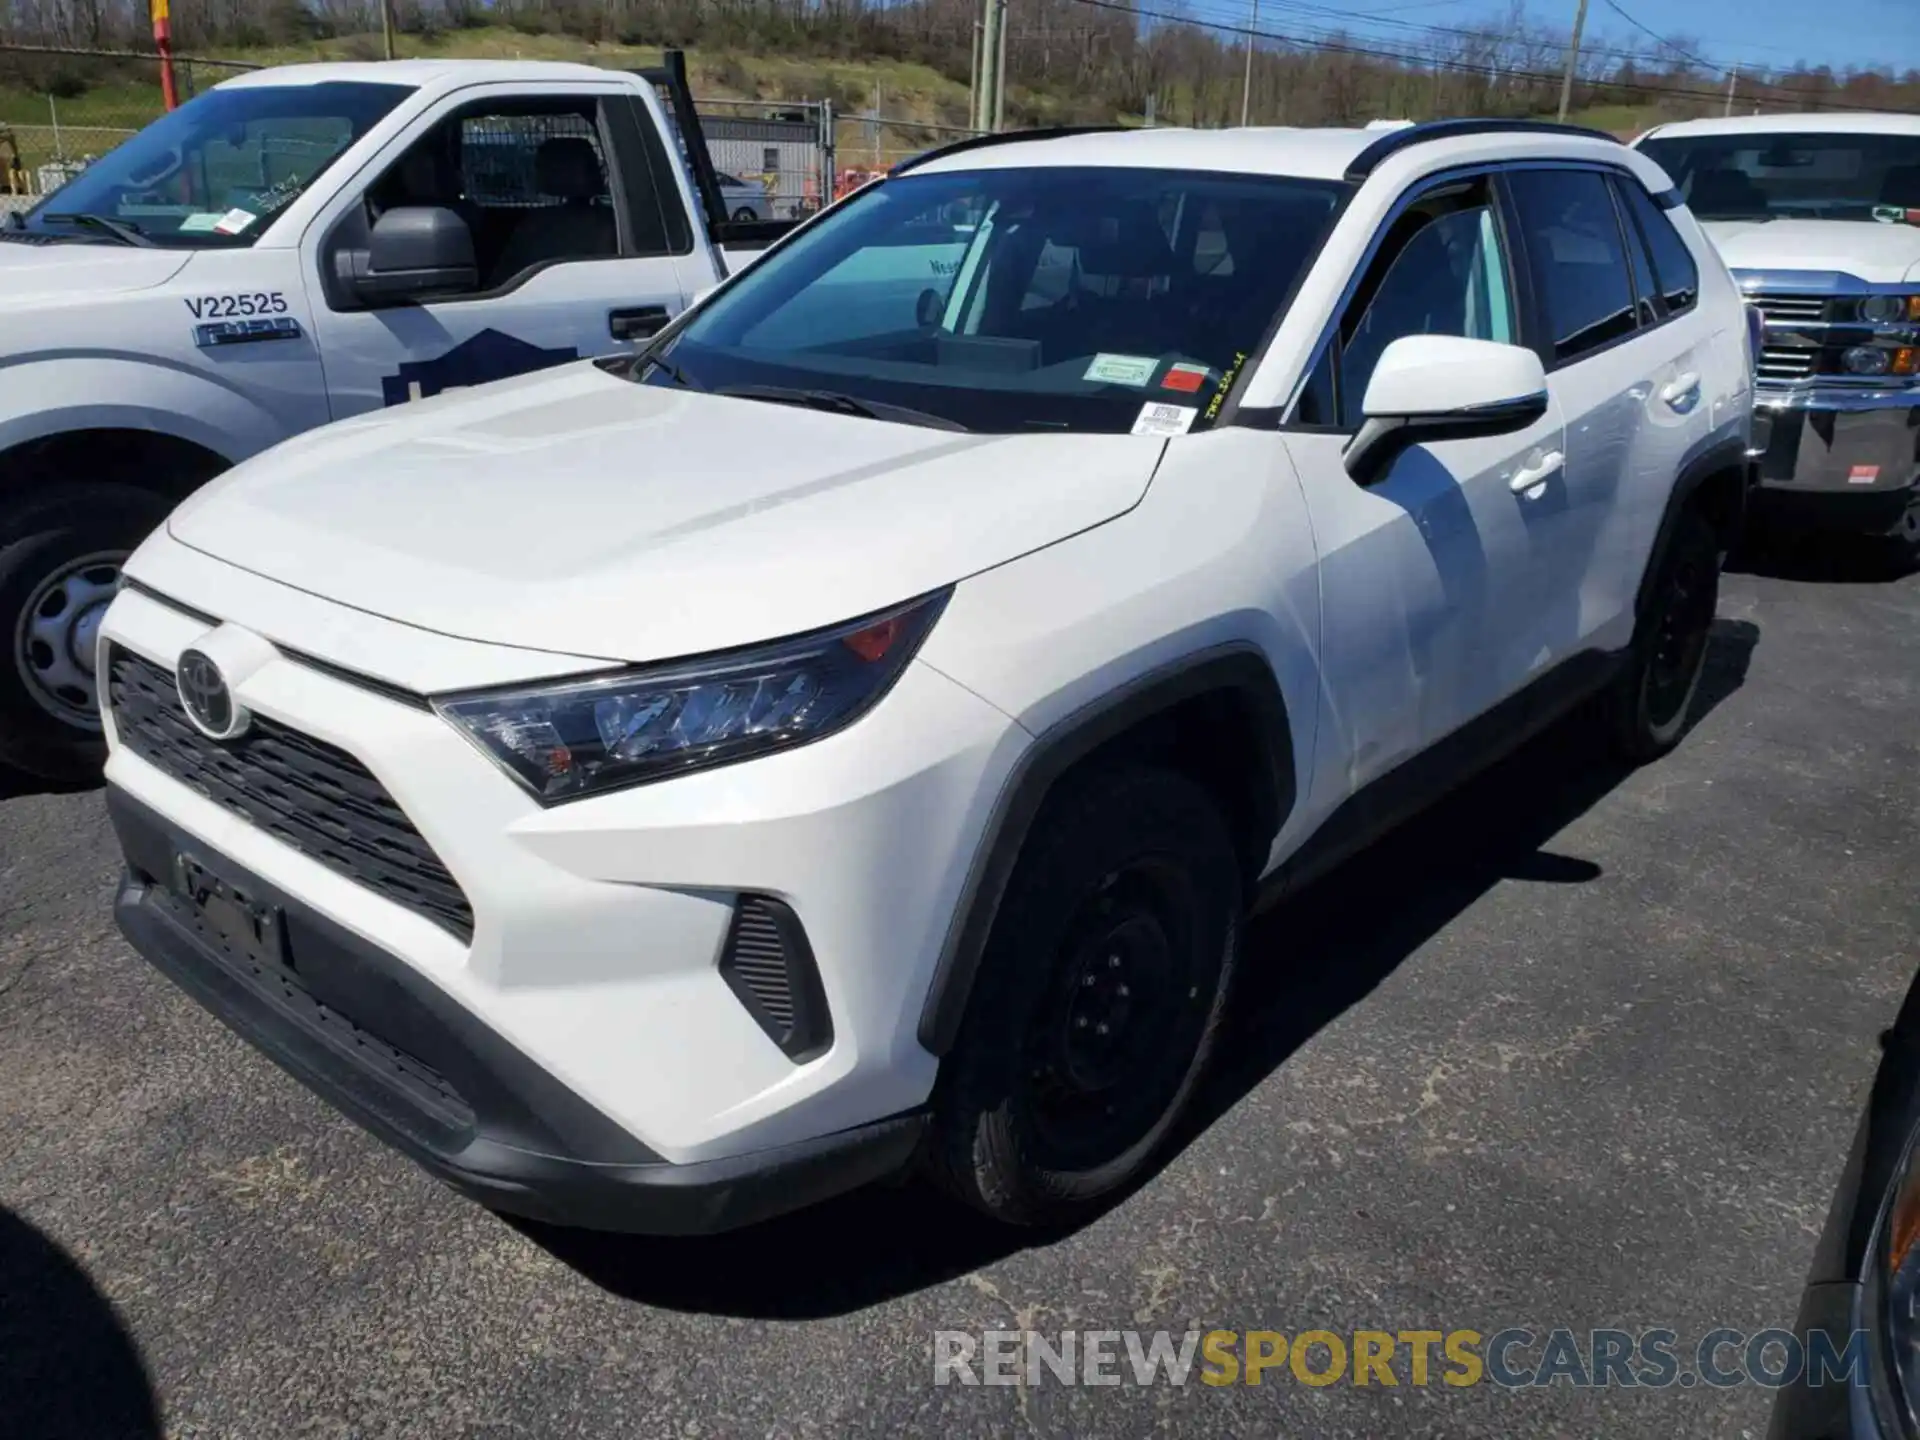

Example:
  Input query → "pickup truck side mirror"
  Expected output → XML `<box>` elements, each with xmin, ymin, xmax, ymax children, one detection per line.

<box><xmin>1343</xmin><ymin>335</ymin><xmax>1549</xmax><ymax>486</ymax></box>
<box><xmin>344</xmin><ymin>205</ymin><xmax>478</xmax><ymax>306</ymax></box>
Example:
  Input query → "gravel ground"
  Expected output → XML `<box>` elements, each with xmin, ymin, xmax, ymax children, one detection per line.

<box><xmin>3</xmin><ymin>535</ymin><xmax>1916</xmax><ymax>1439</ymax></box>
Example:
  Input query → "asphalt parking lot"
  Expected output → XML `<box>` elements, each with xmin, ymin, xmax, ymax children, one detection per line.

<box><xmin>4</xmin><ymin>534</ymin><xmax>1918</xmax><ymax>1439</ymax></box>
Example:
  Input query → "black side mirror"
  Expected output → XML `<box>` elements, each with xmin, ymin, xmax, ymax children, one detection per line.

<box><xmin>344</xmin><ymin>205</ymin><xmax>477</xmax><ymax>305</ymax></box>
<box><xmin>916</xmin><ymin>287</ymin><xmax>944</xmax><ymax>329</ymax></box>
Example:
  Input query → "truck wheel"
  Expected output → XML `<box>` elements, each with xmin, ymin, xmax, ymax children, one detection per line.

<box><xmin>928</xmin><ymin>767</ymin><xmax>1241</xmax><ymax>1226</ymax></box>
<box><xmin>731</xmin><ymin>206</ymin><xmax>758</xmax><ymax>222</ymax></box>
<box><xmin>1890</xmin><ymin>493</ymin><xmax>1920</xmax><ymax>564</ymax></box>
<box><xmin>1608</xmin><ymin>509</ymin><xmax>1719</xmax><ymax>763</ymax></box>
<box><xmin>0</xmin><ymin>484</ymin><xmax>172</xmax><ymax>783</ymax></box>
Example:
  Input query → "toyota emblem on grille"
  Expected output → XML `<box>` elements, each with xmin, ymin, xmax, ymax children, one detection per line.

<box><xmin>176</xmin><ymin>648</ymin><xmax>248</xmax><ymax>740</ymax></box>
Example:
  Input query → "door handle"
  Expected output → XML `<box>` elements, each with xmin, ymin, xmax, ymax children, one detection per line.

<box><xmin>1508</xmin><ymin>449</ymin><xmax>1565</xmax><ymax>494</ymax></box>
<box><xmin>1660</xmin><ymin>372</ymin><xmax>1701</xmax><ymax>411</ymax></box>
<box><xmin>609</xmin><ymin>305</ymin><xmax>670</xmax><ymax>341</ymax></box>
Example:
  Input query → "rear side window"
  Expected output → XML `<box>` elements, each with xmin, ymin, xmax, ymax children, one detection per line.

<box><xmin>1613</xmin><ymin>181</ymin><xmax>1661</xmax><ymax>328</ymax></box>
<box><xmin>1506</xmin><ymin>169</ymin><xmax>1638</xmax><ymax>366</ymax></box>
<box><xmin>1619</xmin><ymin>179</ymin><xmax>1699</xmax><ymax>315</ymax></box>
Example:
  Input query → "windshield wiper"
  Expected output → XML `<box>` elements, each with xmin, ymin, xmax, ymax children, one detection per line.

<box><xmin>717</xmin><ymin>384</ymin><xmax>969</xmax><ymax>432</ymax></box>
<box><xmin>42</xmin><ymin>212</ymin><xmax>153</xmax><ymax>247</ymax></box>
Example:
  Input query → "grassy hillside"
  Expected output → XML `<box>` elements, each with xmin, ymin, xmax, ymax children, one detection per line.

<box><xmin>1</xmin><ymin>27</ymin><xmax>1662</xmax><ymax>184</ymax></box>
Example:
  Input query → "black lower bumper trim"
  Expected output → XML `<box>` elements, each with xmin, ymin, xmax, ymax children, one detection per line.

<box><xmin>108</xmin><ymin>785</ymin><xmax>927</xmax><ymax>1234</ymax></box>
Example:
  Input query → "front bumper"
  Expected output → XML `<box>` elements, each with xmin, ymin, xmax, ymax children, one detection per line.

<box><xmin>99</xmin><ymin>574</ymin><xmax>1027</xmax><ymax>1196</ymax></box>
<box><xmin>111</xmin><ymin>787</ymin><xmax>927</xmax><ymax>1233</ymax></box>
<box><xmin>1752</xmin><ymin>387</ymin><xmax>1920</xmax><ymax>532</ymax></box>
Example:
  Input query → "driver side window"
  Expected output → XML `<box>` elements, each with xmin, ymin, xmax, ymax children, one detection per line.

<box><xmin>1297</xmin><ymin>178</ymin><xmax>1517</xmax><ymax>431</ymax></box>
<box><xmin>1337</xmin><ymin>191</ymin><xmax>1515</xmax><ymax>429</ymax></box>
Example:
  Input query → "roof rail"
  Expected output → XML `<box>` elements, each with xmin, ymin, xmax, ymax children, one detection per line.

<box><xmin>1344</xmin><ymin>117</ymin><xmax>1620</xmax><ymax>182</ymax></box>
<box><xmin>890</xmin><ymin>125</ymin><xmax>1130</xmax><ymax>176</ymax></box>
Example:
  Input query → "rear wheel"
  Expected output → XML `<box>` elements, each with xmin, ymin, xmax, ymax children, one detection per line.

<box><xmin>1608</xmin><ymin>509</ymin><xmax>1720</xmax><ymax>763</ymax></box>
<box><xmin>0</xmin><ymin>484</ymin><xmax>173</xmax><ymax>783</ymax></box>
<box><xmin>1889</xmin><ymin>491</ymin><xmax>1920</xmax><ymax>564</ymax></box>
<box><xmin>732</xmin><ymin>206</ymin><xmax>759</xmax><ymax>222</ymax></box>
<box><xmin>928</xmin><ymin>768</ymin><xmax>1241</xmax><ymax>1226</ymax></box>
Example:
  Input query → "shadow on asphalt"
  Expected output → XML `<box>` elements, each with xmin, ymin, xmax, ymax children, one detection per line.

<box><xmin>0</xmin><ymin>1207</ymin><xmax>160</xmax><ymax>1439</ymax></box>
<box><xmin>0</xmin><ymin>763</ymin><xmax>99</xmax><ymax>803</ymax></box>
<box><xmin>1731</xmin><ymin>527</ymin><xmax>1917</xmax><ymax>586</ymax></box>
<box><xmin>511</xmin><ymin>621</ymin><xmax>1759</xmax><ymax>1320</ymax></box>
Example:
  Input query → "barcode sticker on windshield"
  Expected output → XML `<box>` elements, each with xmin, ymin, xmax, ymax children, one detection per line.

<box><xmin>1132</xmin><ymin>402</ymin><xmax>1198</xmax><ymax>437</ymax></box>
<box><xmin>177</xmin><ymin>212</ymin><xmax>226</xmax><ymax>234</ymax></box>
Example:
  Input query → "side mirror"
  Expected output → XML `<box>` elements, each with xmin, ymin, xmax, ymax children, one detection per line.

<box><xmin>1343</xmin><ymin>335</ymin><xmax>1549</xmax><ymax>485</ymax></box>
<box><xmin>345</xmin><ymin>205</ymin><xmax>477</xmax><ymax>305</ymax></box>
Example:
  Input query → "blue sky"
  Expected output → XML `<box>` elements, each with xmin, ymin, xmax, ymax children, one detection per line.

<box><xmin>1269</xmin><ymin>0</ymin><xmax>1919</xmax><ymax>76</ymax></box>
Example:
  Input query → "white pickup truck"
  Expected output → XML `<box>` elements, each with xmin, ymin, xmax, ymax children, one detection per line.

<box><xmin>1636</xmin><ymin>113</ymin><xmax>1920</xmax><ymax>556</ymax></box>
<box><xmin>0</xmin><ymin>51</ymin><xmax>791</xmax><ymax>782</ymax></box>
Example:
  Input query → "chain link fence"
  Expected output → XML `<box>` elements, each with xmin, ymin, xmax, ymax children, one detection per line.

<box><xmin>2</xmin><ymin>47</ymin><xmax>258</xmax><ymax>214</ymax></box>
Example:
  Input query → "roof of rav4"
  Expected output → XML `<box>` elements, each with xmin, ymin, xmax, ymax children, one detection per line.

<box><xmin>903</xmin><ymin>120</ymin><xmax>1663</xmax><ymax>187</ymax></box>
<box><xmin>214</xmin><ymin>58</ymin><xmax>615</xmax><ymax>89</ymax></box>
<box><xmin>1640</xmin><ymin>111</ymin><xmax>1920</xmax><ymax>141</ymax></box>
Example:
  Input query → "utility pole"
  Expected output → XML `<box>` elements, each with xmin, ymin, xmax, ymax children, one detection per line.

<box><xmin>974</xmin><ymin>0</ymin><xmax>1003</xmax><ymax>132</ymax></box>
<box><xmin>1724</xmin><ymin>68</ymin><xmax>1738</xmax><ymax>116</ymax></box>
<box><xmin>1555</xmin><ymin>0</ymin><xmax>1588</xmax><ymax>123</ymax></box>
<box><xmin>381</xmin><ymin>0</ymin><xmax>396</xmax><ymax>60</ymax></box>
<box><xmin>991</xmin><ymin>0</ymin><xmax>1008</xmax><ymax>131</ymax></box>
<box><xmin>1240</xmin><ymin>0</ymin><xmax>1258</xmax><ymax>126</ymax></box>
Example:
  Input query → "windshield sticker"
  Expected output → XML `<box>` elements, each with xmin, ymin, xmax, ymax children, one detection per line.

<box><xmin>1161</xmin><ymin>362</ymin><xmax>1211</xmax><ymax>394</ymax></box>
<box><xmin>1204</xmin><ymin>349</ymin><xmax>1250</xmax><ymax>423</ymax></box>
<box><xmin>1132</xmin><ymin>402</ymin><xmax>1198</xmax><ymax>437</ymax></box>
<box><xmin>212</xmin><ymin>208</ymin><xmax>257</xmax><ymax>236</ymax></box>
<box><xmin>1085</xmin><ymin>353</ymin><xmax>1158</xmax><ymax>387</ymax></box>
<box><xmin>176</xmin><ymin>212</ymin><xmax>226</xmax><ymax>234</ymax></box>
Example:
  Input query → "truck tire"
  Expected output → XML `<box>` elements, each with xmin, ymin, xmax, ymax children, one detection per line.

<box><xmin>1890</xmin><ymin>492</ymin><xmax>1920</xmax><ymax>565</ymax></box>
<box><xmin>1608</xmin><ymin>509</ymin><xmax>1720</xmax><ymax>763</ymax></box>
<box><xmin>927</xmin><ymin>767</ymin><xmax>1241</xmax><ymax>1226</ymax></box>
<box><xmin>0</xmin><ymin>484</ymin><xmax>172</xmax><ymax>783</ymax></box>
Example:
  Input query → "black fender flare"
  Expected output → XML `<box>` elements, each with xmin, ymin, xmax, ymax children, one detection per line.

<box><xmin>916</xmin><ymin>646</ymin><xmax>1298</xmax><ymax>1056</ymax></box>
<box><xmin>1634</xmin><ymin>432</ymin><xmax>1753</xmax><ymax>625</ymax></box>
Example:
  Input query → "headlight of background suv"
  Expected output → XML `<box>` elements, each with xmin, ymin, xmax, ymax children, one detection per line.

<box><xmin>435</xmin><ymin>590</ymin><xmax>950</xmax><ymax>803</ymax></box>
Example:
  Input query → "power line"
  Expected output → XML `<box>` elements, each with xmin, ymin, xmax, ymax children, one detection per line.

<box><xmin>1062</xmin><ymin>0</ymin><xmax>1919</xmax><ymax>112</ymax></box>
<box><xmin>1595</xmin><ymin>0</ymin><xmax>1724</xmax><ymax>73</ymax></box>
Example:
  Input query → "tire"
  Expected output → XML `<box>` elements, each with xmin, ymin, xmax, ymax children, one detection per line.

<box><xmin>1608</xmin><ymin>508</ymin><xmax>1720</xmax><ymax>763</ymax></box>
<box><xmin>928</xmin><ymin>767</ymin><xmax>1242</xmax><ymax>1226</ymax></box>
<box><xmin>1888</xmin><ymin>491</ymin><xmax>1920</xmax><ymax>565</ymax></box>
<box><xmin>0</xmin><ymin>484</ymin><xmax>173</xmax><ymax>783</ymax></box>
<box><xmin>732</xmin><ymin>206</ymin><xmax>759</xmax><ymax>222</ymax></box>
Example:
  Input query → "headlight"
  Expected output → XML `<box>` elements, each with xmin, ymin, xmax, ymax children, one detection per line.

<box><xmin>1860</xmin><ymin>294</ymin><xmax>1920</xmax><ymax>324</ymax></box>
<box><xmin>1846</xmin><ymin>345</ymin><xmax>1895</xmax><ymax>376</ymax></box>
<box><xmin>436</xmin><ymin>590</ymin><xmax>950</xmax><ymax>803</ymax></box>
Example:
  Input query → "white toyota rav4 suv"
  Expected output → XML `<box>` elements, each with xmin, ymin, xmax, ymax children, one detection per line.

<box><xmin>99</xmin><ymin>118</ymin><xmax>1754</xmax><ymax>1233</ymax></box>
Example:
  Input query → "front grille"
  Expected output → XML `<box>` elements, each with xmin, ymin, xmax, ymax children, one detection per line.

<box><xmin>152</xmin><ymin>881</ymin><xmax>476</xmax><ymax>1144</ymax></box>
<box><xmin>1757</xmin><ymin>345</ymin><xmax>1818</xmax><ymax>383</ymax></box>
<box><xmin>1750</xmin><ymin>293</ymin><xmax>1830</xmax><ymax>325</ymax></box>
<box><xmin>108</xmin><ymin>646</ymin><xmax>475</xmax><ymax>942</ymax></box>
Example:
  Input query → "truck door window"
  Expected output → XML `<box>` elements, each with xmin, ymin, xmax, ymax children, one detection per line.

<box><xmin>1331</xmin><ymin>183</ymin><xmax>1516</xmax><ymax>429</ymax></box>
<box><xmin>457</xmin><ymin>107</ymin><xmax>618</xmax><ymax>289</ymax></box>
<box><xmin>1505</xmin><ymin>168</ymin><xmax>1638</xmax><ymax>367</ymax></box>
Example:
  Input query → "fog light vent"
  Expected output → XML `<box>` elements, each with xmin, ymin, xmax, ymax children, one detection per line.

<box><xmin>719</xmin><ymin>895</ymin><xmax>833</xmax><ymax>1062</ymax></box>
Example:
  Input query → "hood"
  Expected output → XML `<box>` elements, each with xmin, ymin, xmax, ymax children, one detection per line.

<box><xmin>0</xmin><ymin>238</ymin><xmax>192</xmax><ymax>301</ymax></box>
<box><xmin>1700</xmin><ymin>218</ymin><xmax>1920</xmax><ymax>284</ymax></box>
<box><xmin>166</xmin><ymin>362</ymin><xmax>1164</xmax><ymax>664</ymax></box>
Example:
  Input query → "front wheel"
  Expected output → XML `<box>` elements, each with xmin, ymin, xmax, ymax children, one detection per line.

<box><xmin>1888</xmin><ymin>491</ymin><xmax>1920</xmax><ymax>565</ymax></box>
<box><xmin>1608</xmin><ymin>509</ymin><xmax>1720</xmax><ymax>763</ymax></box>
<box><xmin>0</xmin><ymin>484</ymin><xmax>173</xmax><ymax>783</ymax></box>
<box><xmin>927</xmin><ymin>767</ymin><xmax>1241</xmax><ymax>1226</ymax></box>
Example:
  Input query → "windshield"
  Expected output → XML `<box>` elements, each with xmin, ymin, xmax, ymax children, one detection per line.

<box><xmin>20</xmin><ymin>81</ymin><xmax>412</xmax><ymax>247</ymax></box>
<box><xmin>1640</xmin><ymin>132</ymin><xmax>1920</xmax><ymax>223</ymax></box>
<box><xmin>642</xmin><ymin>166</ymin><xmax>1348</xmax><ymax>434</ymax></box>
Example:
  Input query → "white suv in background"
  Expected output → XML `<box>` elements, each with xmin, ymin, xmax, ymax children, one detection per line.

<box><xmin>99</xmin><ymin>118</ymin><xmax>1753</xmax><ymax>1233</ymax></box>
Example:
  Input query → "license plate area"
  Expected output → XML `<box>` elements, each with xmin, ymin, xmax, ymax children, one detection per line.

<box><xmin>171</xmin><ymin>852</ymin><xmax>290</xmax><ymax>972</ymax></box>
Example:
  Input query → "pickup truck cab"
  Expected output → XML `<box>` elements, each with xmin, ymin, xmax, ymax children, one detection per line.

<box><xmin>0</xmin><ymin>53</ymin><xmax>785</xmax><ymax>783</ymax></box>
<box><xmin>1636</xmin><ymin>113</ymin><xmax>1920</xmax><ymax>555</ymax></box>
